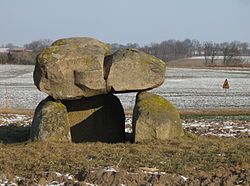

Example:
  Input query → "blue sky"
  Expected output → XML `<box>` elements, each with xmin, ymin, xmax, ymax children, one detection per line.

<box><xmin>0</xmin><ymin>0</ymin><xmax>250</xmax><ymax>46</ymax></box>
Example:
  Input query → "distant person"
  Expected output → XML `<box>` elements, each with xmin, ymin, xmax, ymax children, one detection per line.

<box><xmin>223</xmin><ymin>79</ymin><xmax>229</xmax><ymax>89</ymax></box>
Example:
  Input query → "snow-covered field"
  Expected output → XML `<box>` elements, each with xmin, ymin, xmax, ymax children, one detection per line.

<box><xmin>0</xmin><ymin>65</ymin><xmax>250</xmax><ymax>109</ymax></box>
<box><xmin>119</xmin><ymin>68</ymin><xmax>250</xmax><ymax>109</ymax></box>
<box><xmin>1</xmin><ymin>113</ymin><xmax>249</xmax><ymax>138</ymax></box>
<box><xmin>0</xmin><ymin>65</ymin><xmax>46</xmax><ymax>109</ymax></box>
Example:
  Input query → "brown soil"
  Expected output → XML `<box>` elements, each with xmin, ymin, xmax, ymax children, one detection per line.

<box><xmin>0</xmin><ymin>108</ymin><xmax>33</xmax><ymax>115</ymax></box>
<box><xmin>167</xmin><ymin>59</ymin><xmax>207</xmax><ymax>68</ymax></box>
<box><xmin>179</xmin><ymin>108</ymin><xmax>250</xmax><ymax>116</ymax></box>
<box><xmin>167</xmin><ymin>58</ymin><xmax>250</xmax><ymax>70</ymax></box>
<box><xmin>1</xmin><ymin>166</ymin><xmax>249</xmax><ymax>185</ymax></box>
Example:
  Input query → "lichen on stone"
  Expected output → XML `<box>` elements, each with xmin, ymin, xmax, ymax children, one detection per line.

<box><xmin>132</xmin><ymin>92</ymin><xmax>184</xmax><ymax>141</ymax></box>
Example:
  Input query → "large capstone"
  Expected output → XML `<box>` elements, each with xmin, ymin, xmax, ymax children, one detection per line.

<box><xmin>132</xmin><ymin>92</ymin><xmax>184</xmax><ymax>142</ymax></box>
<box><xmin>30</xmin><ymin>97</ymin><xmax>71</xmax><ymax>142</ymax></box>
<box><xmin>106</xmin><ymin>48</ymin><xmax>166</xmax><ymax>93</ymax></box>
<box><xmin>63</xmin><ymin>94</ymin><xmax>125</xmax><ymax>143</ymax></box>
<box><xmin>34</xmin><ymin>37</ymin><xmax>112</xmax><ymax>99</ymax></box>
<box><xmin>34</xmin><ymin>37</ymin><xmax>167</xmax><ymax>100</ymax></box>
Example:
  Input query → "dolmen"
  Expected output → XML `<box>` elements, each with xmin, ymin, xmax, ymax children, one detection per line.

<box><xmin>30</xmin><ymin>37</ymin><xmax>184</xmax><ymax>143</ymax></box>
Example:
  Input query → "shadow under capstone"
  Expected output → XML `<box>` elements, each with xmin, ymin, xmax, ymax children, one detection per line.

<box><xmin>63</xmin><ymin>94</ymin><xmax>126</xmax><ymax>143</ymax></box>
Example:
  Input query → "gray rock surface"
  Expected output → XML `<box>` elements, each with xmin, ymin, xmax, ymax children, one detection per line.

<box><xmin>34</xmin><ymin>38</ymin><xmax>166</xmax><ymax>100</ymax></box>
<box><xmin>34</xmin><ymin>37</ymin><xmax>112</xmax><ymax>99</ymax></box>
<box><xmin>30</xmin><ymin>97</ymin><xmax>71</xmax><ymax>142</ymax></box>
<box><xmin>106</xmin><ymin>48</ymin><xmax>166</xmax><ymax>93</ymax></box>
<box><xmin>132</xmin><ymin>92</ymin><xmax>184</xmax><ymax>142</ymax></box>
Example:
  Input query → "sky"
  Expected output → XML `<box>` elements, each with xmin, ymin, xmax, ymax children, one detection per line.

<box><xmin>0</xmin><ymin>0</ymin><xmax>250</xmax><ymax>46</ymax></box>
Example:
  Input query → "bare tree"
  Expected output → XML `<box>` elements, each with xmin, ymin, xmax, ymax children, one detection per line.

<box><xmin>5</xmin><ymin>43</ymin><xmax>19</xmax><ymax>49</ymax></box>
<box><xmin>191</xmin><ymin>39</ymin><xmax>202</xmax><ymax>56</ymax></box>
<box><xmin>126</xmin><ymin>43</ymin><xmax>140</xmax><ymax>48</ymax></box>
<box><xmin>204</xmin><ymin>42</ymin><xmax>219</xmax><ymax>66</ymax></box>
<box><xmin>24</xmin><ymin>39</ymin><xmax>52</xmax><ymax>53</ymax></box>
<box><xmin>222</xmin><ymin>42</ymin><xmax>243</xmax><ymax>66</ymax></box>
<box><xmin>139</xmin><ymin>39</ymin><xmax>195</xmax><ymax>61</ymax></box>
<box><xmin>238</xmin><ymin>42</ymin><xmax>248</xmax><ymax>55</ymax></box>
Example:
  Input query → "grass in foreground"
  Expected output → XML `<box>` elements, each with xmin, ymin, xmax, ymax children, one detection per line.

<box><xmin>0</xmin><ymin>135</ymin><xmax>249</xmax><ymax>179</ymax></box>
<box><xmin>0</xmin><ymin>110</ymin><xmax>249</xmax><ymax>184</ymax></box>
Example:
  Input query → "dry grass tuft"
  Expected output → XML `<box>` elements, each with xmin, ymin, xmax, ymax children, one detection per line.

<box><xmin>0</xmin><ymin>136</ymin><xmax>249</xmax><ymax>179</ymax></box>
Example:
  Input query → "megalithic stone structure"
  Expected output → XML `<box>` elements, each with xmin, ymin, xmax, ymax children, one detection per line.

<box><xmin>31</xmin><ymin>37</ymin><xmax>183</xmax><ymax>143</ymax></box>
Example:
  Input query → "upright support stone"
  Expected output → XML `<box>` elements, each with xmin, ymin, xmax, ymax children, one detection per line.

<box><xmin>30</xmin><ymin>97</ymin><xmax>71</xmax><ymax>142</ymax></box>
<box><xmin>132</xmin><ymin>92</ymin><xmax>184</xmax><ymax>142</ymax></box>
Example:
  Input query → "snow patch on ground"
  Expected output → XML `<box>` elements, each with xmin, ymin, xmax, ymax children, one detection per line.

<box><xmin>0</xmin><ymin>114</ymin><xmax>32</xmax><ymax>127</ymax></box>
<box><xmin>124</xmin><ymin>116</ymin><xmax>250</xmax><ymax>138</ymax></box>
<box><xmin>0</xmin><ymin>114</ymin><xmax>249</xmax><ymax>138</ymax></box>
<box><xmin>182</xmin><ymin>119</ymin><xmax>250</xmax><ymax>137</ymax></box>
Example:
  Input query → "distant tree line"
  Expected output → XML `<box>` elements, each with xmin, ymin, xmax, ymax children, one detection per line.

<box><xmin>112</xmin><ymin>40</ymin><xmax>250</xmax><ymax>66</ymax></box>
<box><xmin>1</xmin><ymin>38</ymin><xmax>249</xmax><ymax>66</ymax></box>
<box><xmin>203</xmin><ymin>41</ymin><xmax>249</xmax><ymax>66</ymax></box>
<box><xmin>0</xmin><ymin>39</ymin><xmax>52</xmax><ymax>65</ymax></box>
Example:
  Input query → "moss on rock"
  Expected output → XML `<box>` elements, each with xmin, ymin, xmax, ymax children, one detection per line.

<box><xmin>30</xmin><ymin>97</ymin><xmax>71</xmax><ymax>142</ymax></box>
<box><xmin>132</xmin><ymin>92</ymin><xmax>184</xmax><ymax>142</ymax></box>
